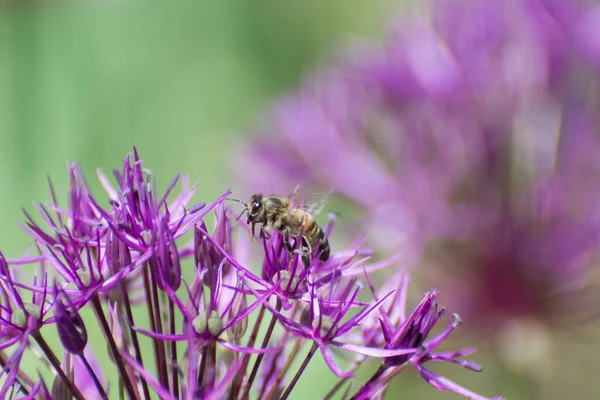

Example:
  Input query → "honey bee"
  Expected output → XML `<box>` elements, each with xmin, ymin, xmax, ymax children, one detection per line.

<box><xmin>245</xmin><ymin>193</ymin><xmax>330</xmax><ymax>268</ymax></box>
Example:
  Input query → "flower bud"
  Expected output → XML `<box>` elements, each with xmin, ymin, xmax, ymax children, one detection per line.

<box><xmin>276</xmin><ymin>270</ymin><xmax>299</xmax><ymax>292</ymax></box>
<box><xmin>77</xmin><ymin>269</ymin><xmax>99</xmax><ymax>287</ymax></box>
<box><xmin>193</xmin><ymin>310</ymin><xmax>223</xmax><ymax>336</ymax></box>
<box><xmin>227</xmin><ymin>293</ymin><xmax>248</xmax><ymax>340</ymax></box>
<box><xmin>11</xmin><ymin>303</ymin><xmax>40</xmax><ymax>328</ymax></box>
<box><xmin>106</xmin><ymin>230</ymin><xmax>132</xmax><ymax>274</ymax></box>
<box><xmin>10</xmin><ymin>308</ymin><xmax>27</xmax><ymax>328</ymax></box>
<box><xmin>55</xmin><ymin>287</ymin><xmax>88</xmax><ymax>354</ymax></box>
<box><xmin>154</xmin><ymin>221</ymin><xmax>181</xmax><ymax>291</ymax></box>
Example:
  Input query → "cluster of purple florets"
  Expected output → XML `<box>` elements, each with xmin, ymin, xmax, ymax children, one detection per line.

<box><xmin>0</xmin><ymin>149</ymin><xmax>502</xmax><ymax>399</ymax></box>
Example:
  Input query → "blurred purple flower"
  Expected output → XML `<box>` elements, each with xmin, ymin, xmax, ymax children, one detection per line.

<box><xmin>237</xmin><ymin>0</ymin><xmax>600</xmax><ymax>356</ymax></box>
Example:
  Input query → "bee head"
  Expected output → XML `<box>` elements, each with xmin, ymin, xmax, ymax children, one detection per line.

<box><xmin>247</xmin><ymin>193</ymin><xmax>264</xmax><ymax>224</ymax></box>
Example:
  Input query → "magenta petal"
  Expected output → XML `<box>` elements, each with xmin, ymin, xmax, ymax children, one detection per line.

<box><xmin>319</xmin><ymin>345</ymin><xmax>353</xmax><ymax>379</ymax></box>
<box><xmin>222</xmin><ymin>281</ymin><xmax>278</xmax><ymax>331</ymax></box>
<box><xmin>217</xmin><ymin>338</ymin><xmax>278</xmax><ymax>354</ymax></box>
<box><xmin>416</xmin><ymin>365</ymin><xmax>495</xmax><ymax>400</ymax></box>
<box><xmin>133</xmin><ymin>326</ymin><xmax>185</xmax><ymax>342</ymax></box>
<box><xmin>0</xmin><ymin>335</ymin><xmax>22</xmax><ymax>352</ymax></box>
<box><xmin>334</xmin><ymin>342</ymin><xmax>417</xmax><ymax>358</ymax></box>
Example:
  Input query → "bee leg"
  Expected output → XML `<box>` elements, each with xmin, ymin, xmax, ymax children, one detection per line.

<box><xmin>300</xmin><ymin>236</ymin><xmax>312</xmax><ymax>269</ymax></box>
<box><xmin>259</xmin><ymin>226</ymin><xmax>271</xmax><ymax>240</ymax></box>
<box><xmin>283</xmin><ymin>229</ymin><xmax>295</xmax><ymax>262</ymax></box>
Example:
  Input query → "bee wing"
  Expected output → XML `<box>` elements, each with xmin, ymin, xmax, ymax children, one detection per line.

<box><xmin>288</xmin><ymin>182</ymin><xmax>333</xmax><ymax>216</ymax></box>
<box><xmin>304</xmin><ymin>188</ymin><xmax>333</xmax><ymax>216</ymax></box>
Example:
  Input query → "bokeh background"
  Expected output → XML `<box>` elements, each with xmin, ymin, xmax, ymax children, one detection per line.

<box><xmin>0</xmin><ymin>0</ymin><xmax>402</xmax><ymax>254</ymax></box>
<box><xmin>1</xmin><ymin>1</ymin><xmax>599</xmax><ymax>399</ymax></box>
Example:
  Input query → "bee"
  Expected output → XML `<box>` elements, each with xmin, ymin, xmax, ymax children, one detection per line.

<box><xmin>245</xmin><ymin>193</ymin><xmax>330</xmax><ymax>268</ymax></box>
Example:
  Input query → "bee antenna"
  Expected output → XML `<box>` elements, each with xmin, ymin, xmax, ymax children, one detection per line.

<box><xmin>226</xmin><ymin>198</ymin><xmax>247</xmax><ymax>207</ymax></box>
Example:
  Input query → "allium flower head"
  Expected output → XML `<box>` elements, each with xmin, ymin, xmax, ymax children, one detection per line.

<box><xmin>0</xmin><ymin>154</ymin><xmax>501</xmax><ymax>397</ymax></box>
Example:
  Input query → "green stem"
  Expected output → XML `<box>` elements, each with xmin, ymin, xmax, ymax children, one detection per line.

<box><xmin>120</xmin><ymin>281</ymin><xmax>151</xmax><ymax>400</ymax></box>
<box><xmin>229</xmin><ymin>305</ymin><xmax>266</xmax><ymax>400</ymax></box>
<box><xmin>280</xmin><ymin>342</ymin><xmax>318</xmax><ymax>400</ymax></box>
<box><xmin>241</xmin><ymin>300</ymin><xmax>281</xmax><ymax>399</ymax></box>
<box><xmin>169</xmin><ymin>298</ymin><xmax>179</xmax><ymax>398</ymax></box>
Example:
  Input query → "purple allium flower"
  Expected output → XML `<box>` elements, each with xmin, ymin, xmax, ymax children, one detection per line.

<box><xmin>237</xmin><ymin>0</ymin><xmax>600</xmax><ymax>375</ymax></box>
<box><xmin>366</xmin><ymin>292</ymin><xmax>488</xmax><ymax>400</ymax></box>
<box><xmin>0</xmin><ymin>147</ymin><xmax>501</xmax><ymax>399</ymax></box>
<box><xmin>339</xmin><ymin>271</ymin><xmax>497</xmax><ymax>400</ymax></box>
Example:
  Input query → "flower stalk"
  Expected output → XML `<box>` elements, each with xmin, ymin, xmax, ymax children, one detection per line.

<box><xmin>90</xmin><ymin>294</ymin><xmax>138</xmax><ymax>400</ymax></box>
<box><xmin>280</xmin><ymin>341</ymin><xmax>318</xmax><ymax>400</ymax></box>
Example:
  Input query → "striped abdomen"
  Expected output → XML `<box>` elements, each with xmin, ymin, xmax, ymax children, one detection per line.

<box><xmin>305</xmin><ymin>219</ymin><xmax>330</xmax><ymax>261</ymax></box>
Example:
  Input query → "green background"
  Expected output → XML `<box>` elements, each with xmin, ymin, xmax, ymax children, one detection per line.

<box><xmin>1</xmin><ymin>1</ymin><xmax>598</xmax><ymax>399</ymax></box>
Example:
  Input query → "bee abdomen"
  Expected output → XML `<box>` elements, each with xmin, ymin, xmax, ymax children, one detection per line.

<box><xmin>318</xmin><ymin>237</ymin><xmax>330</xmax><ymax>261</ymax></box>
<box><xmin>311</xmin><ymin>224</ymin><xmax>330</xmax><ymax>261</ymax></box>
